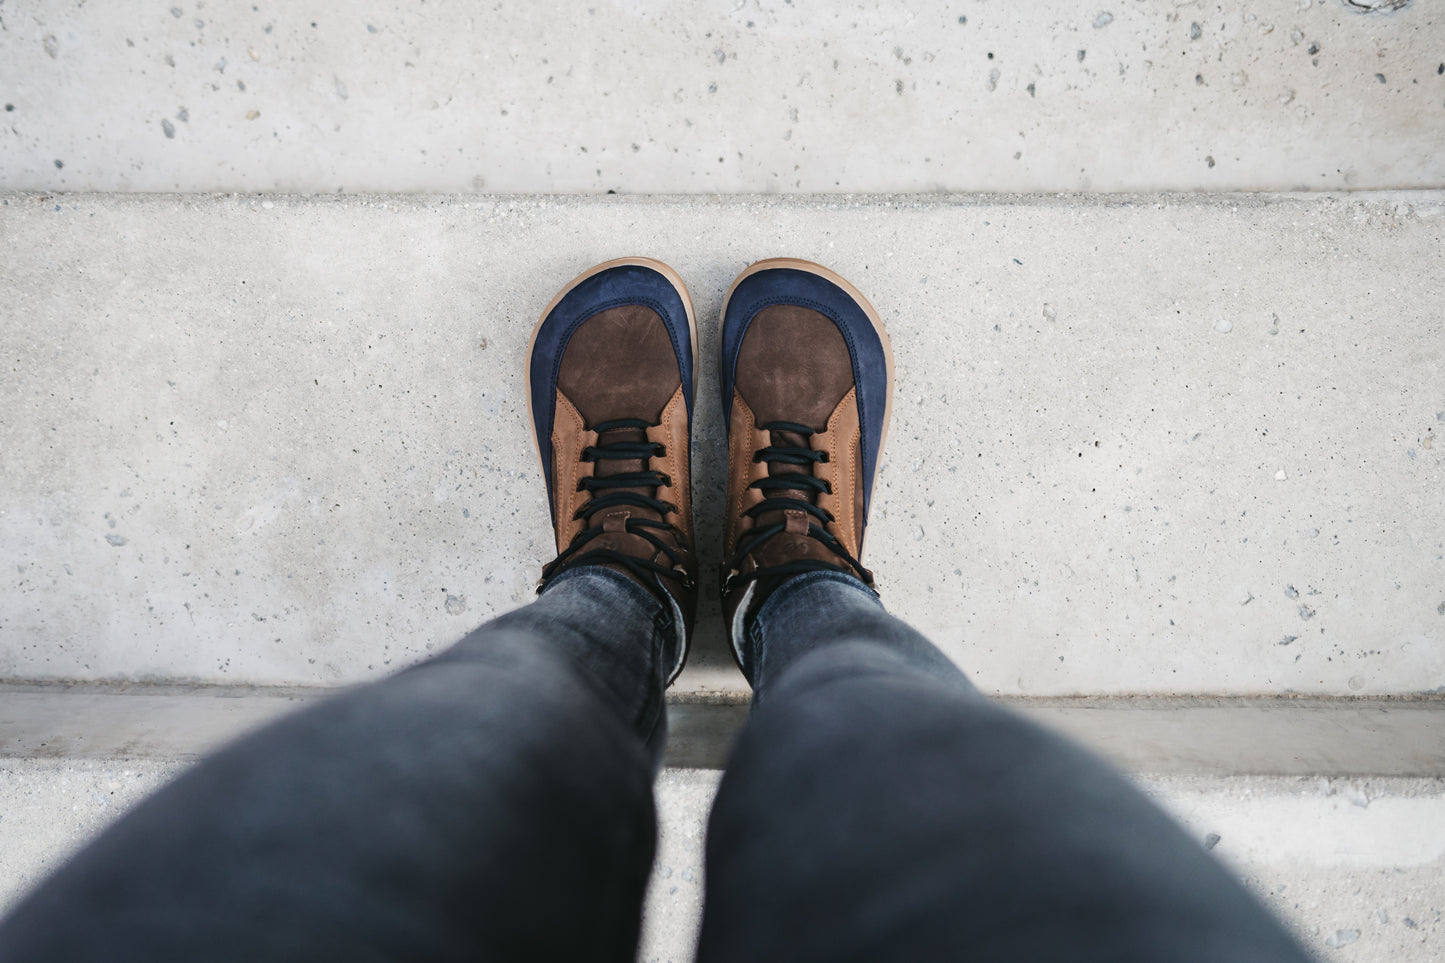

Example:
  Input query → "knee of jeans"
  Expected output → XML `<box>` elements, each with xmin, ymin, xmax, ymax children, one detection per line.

<box><xmin>428</xmin><ymin>624</ymin><xmax>570</xmax><ymax>675</ymax></box>
<box><xmin>766</xmin><ymin>640</ymin><xmax>936</xmax><ymax>703</ymax></box>
<box><xmin>400</xmin><ymin>628</ymin><xmax>603</xmax><ymax>723</ymax></box>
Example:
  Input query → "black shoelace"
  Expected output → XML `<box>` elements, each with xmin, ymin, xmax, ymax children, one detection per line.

<box><xmin>723</xmin><ymin>420</ymin><xmax>872</xmax><ymax>593</ymax></box>
<box><xmin>539</xmin><ymin>418</ymin><xmax>692</xmax><ymax>592</ymax></box>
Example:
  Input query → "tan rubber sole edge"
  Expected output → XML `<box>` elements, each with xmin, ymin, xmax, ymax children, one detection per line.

<box><xmin>719</xmin><ymin>257</ymin><xmax>895</xmax><ymax>560</ymax></box>
<box><xmin>525</xmin><ymin>256</ymin><xmax>699</xmax><ymax>481</ymax></box>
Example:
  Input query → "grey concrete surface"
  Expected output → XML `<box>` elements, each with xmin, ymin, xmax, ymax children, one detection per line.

<box><xmin>0</xmin><ymin>760</ymin><xmax>1440</xmax><ymax>962</ymax></box>
<box><xmin>2</xmin><ymin>191</ymin><xmax>1442</xmax><ymax>697</ymax></box>
<box><xmin>2</xmin><ymin>1</ymin><xmax>1442</xmax><ymax>194</ymax></box>
<box><xmin>5</xmin><ymin>684</ymin><xmax>1444</xmax><ymax>775</ymax></box>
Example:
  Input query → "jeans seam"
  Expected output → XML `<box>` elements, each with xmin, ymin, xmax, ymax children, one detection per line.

<box><xmin>632</xmin><ymin>604</ymin><xmax>674</xmax><ymax>742</ymax></box>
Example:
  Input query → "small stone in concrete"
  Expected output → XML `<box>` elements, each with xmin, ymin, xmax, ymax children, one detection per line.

<box><xmin>1094</xmin><ymin>12</ymin><xmax>1114</xmax><ymax>28</ymax></box>
<box><xmin>1277</xmin><ymin>635</ymin><xmax>1298</xmax><ymax>646</ymax></box>
<box><xmin>1204</xmin><ymin>832</ymin><xmax>1221</xmax><ymax>850</ymax></box>
<box><xmin>104</xmin><ymin>534</ymin><xmax>127</xmax><ymax>547</ymax></box>
<box><xmin>1285</xmin><ymin>585</ymin><xmax>1300</xmax><ymax>599</ymax></box>
<box><xmin>1190</xmin><ymin>22</ymin><xmax>1202</xmax><ymax>40</ymax></box>
<box><xmin>1299</xmin><ymin>604</ymin><xmax>1316</xmax><ymax>620</ymax></box>
<box><xmin>1043</xmin><ymin>304</ymin><xmax>1056</xmax><ymax>321</ymax></box>
<box><xmin>1325</xmin><ymin>929</ymin><xmax>1359</xmax><ymax>948</ymax></box>
<box><xmin>162</xmin><ymin>119</ymin><xmax>176</xmax><ymax>139</ymax></box>
<box><xmin>1213</xmin><ymin>318</ymin><xmax>1232</xmax><ymax>333</ymax></box>
<box><xmin>444</xmin><ymin>594</ymin><xmax>466</xmax><ymax>615</ymax></box>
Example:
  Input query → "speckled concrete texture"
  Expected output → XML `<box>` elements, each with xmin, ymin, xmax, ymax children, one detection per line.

<box><xmin>1</xmin><ymin>761</ymin><xmax>1440</xmax><ymax>962</ymax></box>
<box><xmin>0</xmin><ymin>759</ymin><xmax>185</xmax><ymax>917</ymax></box>
<box><xmin>639</xmin><ymin>768</ymin><xmax>718</xmax><ymax>963</ymax></box>
<box><xmin>1137</xmin><ymin>774</ymin><xmax>1445</xmax><ymax>961</ymax></box>
<box><xmin>1</xmin><ymin>0</ymin><xmax>1442</xmax><ymax>194</ymax></box>
<box><xmin>1</xmin><ymin>191</ymin><xmax>1442</xmax><ymax>696</ymax></box>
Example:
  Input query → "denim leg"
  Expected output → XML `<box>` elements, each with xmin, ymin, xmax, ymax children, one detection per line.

<box><xmin>0</xmin><ymin>567</ymin><xmax>675</xmax><ymax>963</ymax></box>
<box><xmin>499</xmin><ymin>564</ymin><xmax>683</xmax><ymax>765</ymax></box>
<box><xmin>739</xmin><ymin>570</ymin><xmax>967</xmax><ymax>701</ymax></box>
<box><xmin>698</xmin><ymin>574</ymin><xmax>1311</xmax><ymax>963</ymax></box>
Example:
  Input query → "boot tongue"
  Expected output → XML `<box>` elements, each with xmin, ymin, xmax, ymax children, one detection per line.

<box><xmin>755</xmin><ymin>428</ymin><xmax>822</xmax><ymax>531</ymax></box>
<box><xmin>745</xmin><ymin>426</ymin><xmax>844</xmax><ymax>571</ymax></box>
<box><xmin>590</xmin><ymin>425</ymin><xmax>663</xmax><ymax>529</ymax></box>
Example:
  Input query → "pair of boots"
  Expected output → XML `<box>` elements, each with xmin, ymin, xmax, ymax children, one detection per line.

<box><xmin>528</xmin><ymin>257</ymin><xmax>891</xmax><ymax>678</ymax></box>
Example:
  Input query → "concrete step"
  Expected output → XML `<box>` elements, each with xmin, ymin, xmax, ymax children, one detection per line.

<box><xmin>2</xmin><ymin>190</ymin><xmax>1442</xmax><ymax>699</ymax></box>
<box><xmin>1</xmin><ymin>1</ymin><xmax>1440</xmax><ymax>194</ymax></box>
<box><xmin>1</xmin><ymin>756</ymin><xmax>1441</xmax><ymax>962</ymax></box>
<box><xmin>4</xmin><ymin>684</ymin><xmax>1444</xmax><ymax>775</ymax></box>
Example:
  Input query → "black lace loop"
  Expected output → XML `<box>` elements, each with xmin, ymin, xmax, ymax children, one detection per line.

<box><xmin>540</xmin><ymin>418</ymin><xmax>692</xmax><ymax>593</ymax></box>
<box><xmin>724</xmin><ymin>421</ymin><xmax>872</xmax><ymax>593</ymax></box>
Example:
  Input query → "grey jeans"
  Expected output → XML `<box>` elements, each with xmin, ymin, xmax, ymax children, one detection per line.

<box><xmin>0</xmin><ymin>567</ymin><xmax>1310</xmax><ymax>962</ymax></box>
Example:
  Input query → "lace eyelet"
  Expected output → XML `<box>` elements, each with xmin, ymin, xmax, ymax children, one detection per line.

<box><xmin>819</xmin><ymin>452</ymin><xmax>830</xmax><ymax>463</ymax></box>
<box><xmin>655</xmin><ymin>445</ymin><xmax>666</xmax><ymax>458</ymax></box>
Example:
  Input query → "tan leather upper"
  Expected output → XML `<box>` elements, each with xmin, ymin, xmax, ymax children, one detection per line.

<box><xmin>647</xmin><ymin>385</ymin><xmax>694</xmax><ymax>551</ymax></box>
<box><xmin>814</xmin><ymin>386</ymin><xmax>863</xmax><ymax>560</ymax></box>
<box><xmin>550</xmin><ymin>390</ymin><xmax>598</xmax><ymax>554</ymax></box>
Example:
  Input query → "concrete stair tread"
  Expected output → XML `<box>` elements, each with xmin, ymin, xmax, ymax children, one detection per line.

<box><xmin>2</xmin><ymin>1</ymin><xmax>1440</xmax><ymax>194</ymax></box>
<box><xmin>2</xmin><ymin>191</ymin><xmax>1442</xmax><ymax>698</ymax></box>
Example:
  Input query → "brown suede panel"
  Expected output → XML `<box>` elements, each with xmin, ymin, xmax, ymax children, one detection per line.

<box><xmin>734</xmin><ymin>304</ymin><xmax>854</xmax><ymax>431</ymax></box>
<box><xmin>558</xmin><ymin>304</ymin><xmax>681</xmax><ymax>425</ymax></box>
